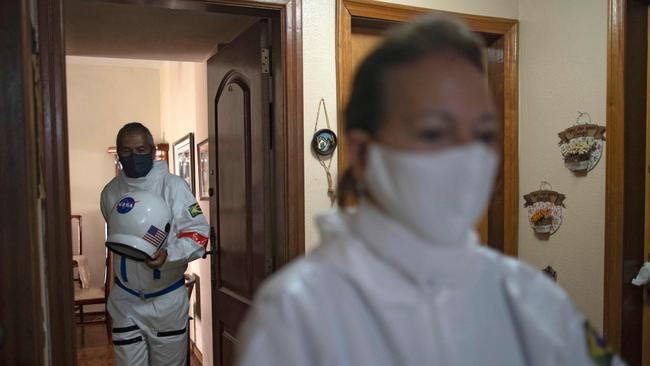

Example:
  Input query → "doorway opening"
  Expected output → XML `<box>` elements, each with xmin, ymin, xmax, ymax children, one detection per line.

<box><xmin>37</xmin><ymin>0</ymin><xmax>303</xmax><ymax>365</ymax></box>
<box><xmin>336</xmin><ymin>0</ymin><xmax>519</xmax><ymax>256</ymax></box>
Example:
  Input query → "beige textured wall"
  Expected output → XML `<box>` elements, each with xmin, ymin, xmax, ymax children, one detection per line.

<box><xmin>518</xmin><ymin>0</ymin><xmax>607</xmax><ymax>330</ymax></box>
<box><xmin>302</xmin><ymin>0</ymin><xmax>517</xmax><ymax>251</ymax></box>
<box><xmin>160</xmin><ymin>61</ymin><xmax>213</xmax><ymax>364</ymax></box>
<box><xmin>66</xmin><ymin>56</ymin><xmax>162</xmax><ymax>307</ymax></box>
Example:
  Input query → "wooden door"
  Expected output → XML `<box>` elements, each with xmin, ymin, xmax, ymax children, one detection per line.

<box><xmin>345</xmin><ymin>23</ymin><xmax>496</xmax><ymax>245</ymax></box>
<box><xmin>643</xmin><ymin>7</ymin><xmax>650</xmax><ymax>366</ymax></box>
<box><xmin>0</xmin><ymin>1</ymin><xmax>49</xmax><ymax>364</ymax></box>
<box><xmin>207</xmin><ymin>20</ymin><xmax>273</xmax><ymax>366</ymax></box>
<box><xmin>605</xmin><ymin>0</ymin><xmax>649</xmax><ymax>363</ymax></box>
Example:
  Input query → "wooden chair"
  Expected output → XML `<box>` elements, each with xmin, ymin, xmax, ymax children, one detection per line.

<box><xmin>72</xmin><ymin>216</ymin><xmax>112</xmax><ymax>342</ymax></box>
<box><xmin>184</xmin><ymin>273</ymin><xmax>197</xmax><ymax>366</ymax></box>
<box><xmin>71</xmin><ymin>215</ymin><xmax>83</xmax><ymax>288</ymax></box>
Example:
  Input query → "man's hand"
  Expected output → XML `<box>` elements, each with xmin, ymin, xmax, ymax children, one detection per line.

<box><xmin>145</xmin><ymin>249</ymin><xmax>168</xmax><ymax>269</ymax></box>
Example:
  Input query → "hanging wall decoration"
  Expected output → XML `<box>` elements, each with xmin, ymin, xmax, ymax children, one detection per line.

<box><xmin>542</xmin><ymin>265</ymin><xmax>558</xmax><ymax>282</ymax></box>
<box><xmin>558</xmin><ymin>111</ymin><xmax>606</xmax><ymax>174</ymax></box>
<box><xmin>312</xmin><ymin>98</ymin><xmax>338</xmax><ymax>206</ymax></box>
<box><xmin>524</xmin><ymin>181</ymin><xmax>566</xmax><ymax>237</ymax></box>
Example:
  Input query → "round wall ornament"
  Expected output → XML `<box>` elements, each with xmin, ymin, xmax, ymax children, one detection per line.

<box><xmin>312</xmin><ymin>98</ymin><xmax>337</xmax><ymax>206</ymax></box>
<box><xmin>312</xmin><ymin>128</ymin><xmax>338</xmax><ymax>157</ymax></box>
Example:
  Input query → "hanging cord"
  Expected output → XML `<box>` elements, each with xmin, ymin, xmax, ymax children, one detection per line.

<box><xmin>575</xmin><ymin>111</ymin><xmax>592</xmax><ymax>125</ymax></box>
<box><xmin>539</xmin><ymin>181</ymin><xmax>553</xmax><ymax>191</ymax></box>
<box><xmin>314</xmin><ymin>98</ymin><xmax>336</xmax><ymax>206</ymax></box>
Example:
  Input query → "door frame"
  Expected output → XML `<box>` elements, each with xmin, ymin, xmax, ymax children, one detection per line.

<box><xmin>0</xmin><ymin>1</ymin><xmax>47</xmax><ymax>365</ymax></box>
<box><xmin>35</xmin><ymin>0</ymin><xmax>303</xmax><ymax>364</ymax></box>
<box><xmin>336</xmin><ymin>0</ymin><xmax>519</xmax><ymax>256</ymax></box>
<box><xmin>604</xmin><ymin>0</ymin><xmax>648</xmax><ymax>364</ymax></box>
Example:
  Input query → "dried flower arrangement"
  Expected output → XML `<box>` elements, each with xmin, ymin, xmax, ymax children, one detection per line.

<box><xmin>560</xmin><ymin>137</ymin><xmax>596</xmax><ymax>162</ymax></box>
<box><xmin>530</xmin><ymin>208</ymin><xmax>552</xmax><ymax>225</ymax></box>
<box><xmin>524</xmin><ymin>182</ymin><xmax>565</xmax><ymax>237</ymax></box>
<box><xmin>558</xmin><ymin>112</ymin><xmax>606</xmax><ymax>174</ymax></box>
<box><xmin>530</xmin><ymin>208</ymin><xmax>554</xmax><ymax>233</ymax></box>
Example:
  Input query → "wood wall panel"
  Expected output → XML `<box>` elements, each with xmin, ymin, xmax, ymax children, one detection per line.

<box><xmin>605</xmin><ymin>1</ymin><xmax>648</xmax><ymax>364</ymax></box>
<box><xmin>38</xmin><ymin>0</ymin><xmax>77</xmax><ymax>364</ymax></box>
<box><xmin>0</xmin><ymin>0</ymin><xmax>46</xmax><ymax>364</ymax></box>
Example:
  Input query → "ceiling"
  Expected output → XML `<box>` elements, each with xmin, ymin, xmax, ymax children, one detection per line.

<box><xmin>64</xmin><ymin>0</ymin><xmax>258</xmax><ymax>62</ymax></box>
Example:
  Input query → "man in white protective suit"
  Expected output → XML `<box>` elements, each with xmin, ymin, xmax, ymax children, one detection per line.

<box><xmin>101</xmin><ymin>122</ymin><xmax>209</xmax><ymax>366</ymax></box>
<box><xmin>237</xmin><ymin>15</ymin><xmax>627</xmax><ymax>366</ymax></box>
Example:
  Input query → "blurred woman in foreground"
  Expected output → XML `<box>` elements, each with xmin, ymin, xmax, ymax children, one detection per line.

<box><xmin>237</xmin><ymin>15</ymin><xmax>625</xmax><ymax>366</ymax></box>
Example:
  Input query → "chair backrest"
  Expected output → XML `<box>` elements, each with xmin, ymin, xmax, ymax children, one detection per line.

<box><xmin>71</xmin><ymin>215</ymin><xmax>82</xmax><ymax>256</ymax></box>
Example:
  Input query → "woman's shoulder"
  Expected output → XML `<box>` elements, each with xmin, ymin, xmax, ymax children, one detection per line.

<box><xmin>255</xmin><ymin>241</ymin><xmax>358</xmax><ymax>306</ymax></box>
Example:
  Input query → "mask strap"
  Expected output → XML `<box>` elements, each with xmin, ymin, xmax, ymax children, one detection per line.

<box><xmin>314</xmin><ymin>98</ymin><xmax>336</xmax><ymax>206</ymax></box>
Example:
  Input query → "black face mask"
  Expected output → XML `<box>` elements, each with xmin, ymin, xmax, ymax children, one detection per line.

<box><xmin>120</xmin><ymin>153</ymin><xmax>154</xmax><ymax>178</ymax></box>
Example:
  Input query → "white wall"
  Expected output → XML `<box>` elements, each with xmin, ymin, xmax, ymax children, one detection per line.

<box><xmin>66</xmin><ymin>57</ymin><xmax>162</xmax><ymax>302</ymax></box>
<box><xmin>160</xmin><ymin>61</ymin><xmax>213</xmax><ymax>365</ymax></box>
<box><xmin>517</xmin><ymin>0</ymin><xmax>607</xmax><ymax>330</ymax></box>
<box><xmin>302</xmin><ymin>0</ymin><xmax>518</xmax><ymax>251</ymax></box>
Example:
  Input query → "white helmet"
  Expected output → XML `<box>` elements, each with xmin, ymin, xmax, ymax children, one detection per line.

<box><xmin>106</xmin><ymin>190</ymin><xmax>172</xmax><ymax>261</ymax></box>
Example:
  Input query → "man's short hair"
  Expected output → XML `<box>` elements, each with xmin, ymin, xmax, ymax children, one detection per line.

<box><xmin>116</xmin><ymin>122</ymin><xmax>155</xmax><ymax>148</ymax></box>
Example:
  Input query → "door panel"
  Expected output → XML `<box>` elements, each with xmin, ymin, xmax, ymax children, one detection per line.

<box><xmin>350</xmin><ymin>28</ymin><xmax>382</xmax><ymax>77</ymax></box>
<box><xmin>208</xmin><ymin>20</ymin><xmax>271</xmax><ymax>366</ymax></box>
<box><xmin>218</xmin><ymin>80</ymin><xmax>251</xmax><ymax>296</ymax></box>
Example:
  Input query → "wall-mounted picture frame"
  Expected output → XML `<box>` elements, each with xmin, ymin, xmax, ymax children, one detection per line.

<box><xmin>197</xmin><ymin>139</ymin><xmax>209</xmax><ymax>201</ymax></box>
<box><xmin>173</xmin><ymin>133</ymin><xmax>195</xmax><ymax>195</ymax></box>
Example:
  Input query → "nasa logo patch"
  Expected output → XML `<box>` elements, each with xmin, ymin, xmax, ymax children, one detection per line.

<box><xmin>116</xmin><ymin>197</ymin><xmax>136</xmax><ymax>214</ymax></box>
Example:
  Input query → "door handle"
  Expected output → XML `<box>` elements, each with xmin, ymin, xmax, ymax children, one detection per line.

<box><xmin>631</xmin><ymin>262</ymin><xmax>650</xmax><ymax>286</ymax></box>
<box><xmin>633</xmin><ymin>256</ymin><xmax>650</xmax><ymax>306</ymax></box>
<box><xmin>202</xmin><ymin>226</ymin><xmax>217</xmax><ymax>259</ymax></box>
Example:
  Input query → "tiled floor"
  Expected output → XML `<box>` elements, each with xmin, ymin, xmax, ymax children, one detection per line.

<box><xmin>77</xmin><ymin>323</ymin><xmax>201</xmax><ymax>366</ymax></box>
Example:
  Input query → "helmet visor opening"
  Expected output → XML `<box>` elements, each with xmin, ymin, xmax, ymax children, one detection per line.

<box><xmin>106</xmin><ymin>242</ymin><xmax>151</xmax><ymax>262</ymax></box>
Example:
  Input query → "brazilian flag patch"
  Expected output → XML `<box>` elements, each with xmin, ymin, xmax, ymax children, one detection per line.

<box><xmin>188</xmin><ymin>202</ymin><xmax>203</xmax><ymax>218</ymax></box>
<box><xmin>584</xmin><ymin>321</ymin><xmax>613</xmax><ymax>366</ymax></box>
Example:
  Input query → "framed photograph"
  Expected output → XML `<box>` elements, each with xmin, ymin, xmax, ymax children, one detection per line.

<box><xmin>173</xmin><ymin>133</ymin><xmax>195</xmax><ymax>195</ymax></box>
<box><xmin>197</xmin><ymin>139</ymin><xmax>210</xmax><ymax>201</ymax></box>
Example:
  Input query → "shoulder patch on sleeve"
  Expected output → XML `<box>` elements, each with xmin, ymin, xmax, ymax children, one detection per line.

<box><xmin>584</xmin><ymin>321</ymin><xmax>613</xmax><ymax>366</ymax></box>
<box><xmin>188</xmin><ymin>202</ymin><xmax>203</xmax><ymax>218</ymax></box>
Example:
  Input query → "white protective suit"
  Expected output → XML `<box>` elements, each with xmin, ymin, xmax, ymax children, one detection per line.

<box><xmin>101</xmin><ymin>160</ymin><xmax>209</xmax><ymax>366</ymax></box>
<box><xmin>238</xmin><ymin>202</ymin><xmax>626</xmax><ymax>366</ymax></box>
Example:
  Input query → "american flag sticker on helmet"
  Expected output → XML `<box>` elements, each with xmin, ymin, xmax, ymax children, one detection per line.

<box><xmin>143</xmin><ymin>225</ymin><xmax>167</xmax><ymax>248</ymax></box>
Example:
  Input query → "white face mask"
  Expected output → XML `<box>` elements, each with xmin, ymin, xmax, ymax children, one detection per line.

<box><xmin>364</xmin><ymin>143</ymin><xmax>499</xmax><ymax>245</ymax></box>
